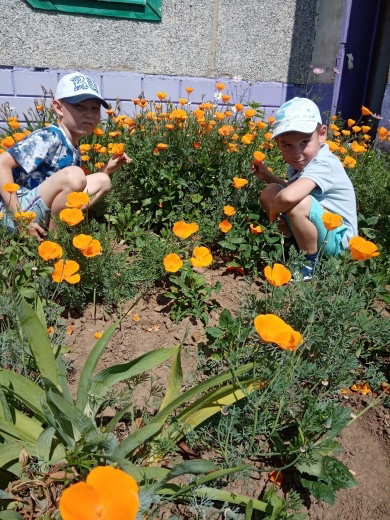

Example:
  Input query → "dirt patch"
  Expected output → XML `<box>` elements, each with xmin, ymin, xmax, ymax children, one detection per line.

<box><xmin>63</xmin><ymin>267</ymin><xmax>390</xmax><ymax>519</ymax></box>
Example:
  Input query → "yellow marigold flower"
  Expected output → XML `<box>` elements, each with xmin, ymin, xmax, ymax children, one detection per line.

<box><xmin>223</xmin><ymin>205</ymin><xmax>235</xmax><ymax>216</ymax></box>
<box><xmin>232</xmin><ymin>177</ymin><xmax>248</xmax><ymax>189</ymax></box>
<box><xmin>163</xmin><ymin>253</ymin><xmax>183</xmax><ymax>273</ymax></box>
<box><xmin>219</xmin><ymin>220</ymin><xmax>232</xmax><ymax>233</ymax></box>
<box><xmin>228</xmin><ymin>143</ymin><xmax>238</xmax><ymax>152</ymax></box>
<box><xmin>81</xmin><ymin>155</ymin><xmax>89</xmax><ymax>162</ymax></box>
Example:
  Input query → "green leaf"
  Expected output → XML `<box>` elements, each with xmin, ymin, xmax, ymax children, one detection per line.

<box><xmin>0</xmin><ymin>441</ymin><xmax>36</xmax><ymax>470</ymax></box>
<box><xmin>76</xmin><ymin>321</ymin><xmax>119</xmax><ymax>412</ymax></box>
<box><xmin>300</xmin><ymin>477</ymin><xmax>336</xmax><ymax>505</ymax></box>
<box><xmin>90</xmin><ymin>347</ymin><xmax>177</xmax><ymax>406</ymax></box>
<box><xmin>205</xmin><ymin>326</ymin><xmax>224</xmax><ymax>339</ymax></box>
<box><xmin>219</xmin><ymin>308</ymin><xmax>233</xmax><ymax>328</ymax></box>
<box><xmin>35</xmin><ymin>296</ymin><xmax>47</xmax><ymax>330</ymax></box>
<box><xmin>245</xmin><ymin>499</ymin><xmax>254</xmax><ymax>520</ymax></box>
<box><xmin>0</xmin><ymin>511</ymin><xmax>24</xmax><ymax>519</ymax></box>
<box><xmin>104</xmin><ymin>404</ymin><xmax>132</xmax><ymax>434</ymax></box>
<box><xmin>218</xmin><ymin>241</ymin><xmax>237</xmax><ymax>251</ymax></box>
<box><xmin>14</xmin><ymin>293</ymin><xmax>59</xmax><ymax>388</ymax></box>
<box><xmin>47</xmin><ymin>390</ymin><xmax>97</xmax><ymax>439</ymax></box>
<box><xmin>55</xmin><ymin>353</ymin><xmax>72</xmax><ymax>403</ymax></box>
<box><xmin>296</xmin><ymin>454</ymin><xmax>325</xmax><ymax>478</ymax></box>
<box><xmin>159</xmin><ymin>344</ymin><xmax>183</xmax><ymax>412</ymax></box>
<box><xmin>323</xmin><ymin>457</ymin><xmax>356</xmax><ymax>491</ymax></box>
<box><xmin>0</xmin><ymin>386</ymin><xmax>12</xmax><ymax>423</ymax></box>
<box><xmin>0</xmin><ymin>370</ymin><xmax>45</xmax><ymax>420</ymax></box>
<box><xmin>164</xmin><ymin>460</ymin><xmax>218</xmax><ymax>481</ymax></box>
<box><xmin>0</xmin><ymin>411</ymin><xmax>43</xmax><ymax>444</ymax></box>
<box><xmin>325</xmin><ymin>406</ymin><xmax>352</xmax><ymax>438</ymax></box>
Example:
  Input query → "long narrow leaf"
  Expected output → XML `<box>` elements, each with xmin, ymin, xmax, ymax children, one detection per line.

<box><xmin>14</xmin><ymin>293</ymin><xmax>59</xmax><ymax>387</ymax></box>
<box><xmin>113</xmin><ymin>363</ymin><xmax>255</xmax><ymax>458</ymax></box>
<box><xmin>0</xmin><ymin>412</ymin><xmax>43</xmax><ymax>444</ymax></box>
<box><xmin>90</xmin><ymin>347</ymin><xmax>177</xmax><ymax>404</ymax></box>
<box><xmin>159</xmin><ymin>344</ymin><xmax>182</xmax><ymax>412</ymax></box>
<box><xmin>0</xmin><ymin>370</ymin><xmax>45</xmax><ymax>420</ymax></box>
<box><xmin>47</xmin><ymin>390</ymin><xmax>97</xmax><ymax>438</ymax></box>
<box><xmin>36</xmin><ymin>426</ymin><xmax>66</xmax><ymax>466</ymax></box>
<box><xmin>104</xmin><ymin>404</ymin><xmax>132</xmax><ymax>434</ymax></box>
<box><xmin>76</xmin><ymin>321</ymin><xmax>119</xmax><ymax>411</ymax></box>
<box><xmin>0</xmin><ymin>441</ymin><xmax>36</xmax><ymax>469</ymax></box>
<box><xmin>55</xmin><ymin>353</ymin><xmax>73</xmax><ymax>403</ymax></box>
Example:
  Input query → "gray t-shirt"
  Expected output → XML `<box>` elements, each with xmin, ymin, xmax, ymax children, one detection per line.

<box><xmin>287</xmin><ymin>143</ymin><xmax>358</xmax><ymax>247</ymax></box>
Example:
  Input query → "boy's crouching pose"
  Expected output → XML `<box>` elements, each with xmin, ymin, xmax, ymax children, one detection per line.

<box><xmin>0</xmin><ymin>72</ymin><xmax>131</xmax><ymax>241</ymax></box>
<box><xmin>252</xmin><ymin>97</ymin><xmax>358</xmax><ymax>280</ymax></box>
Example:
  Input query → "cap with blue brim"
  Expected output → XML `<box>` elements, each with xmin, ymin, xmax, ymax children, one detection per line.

<box><xmin>55</xmin><ymin>72</ymin><xmax>109</xmax><ymax>109</ymax></box>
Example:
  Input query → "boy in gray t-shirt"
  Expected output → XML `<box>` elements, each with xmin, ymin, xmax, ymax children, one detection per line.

<box><xmin>252</xmin><ymin>97</ymin><xmax>358</xmax><ymax>280</ymax></box>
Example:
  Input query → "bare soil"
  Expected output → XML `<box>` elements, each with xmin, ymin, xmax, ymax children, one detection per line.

<box><xmin>63</xmin><ymin>268</ymin><xmax>390</xmax><ymax>520</ymax></box>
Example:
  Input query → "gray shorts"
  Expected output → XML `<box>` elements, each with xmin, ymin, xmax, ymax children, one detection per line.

<box><xmin>1</xmin><ymin>186</ymin><xmax>50</xmax><ymax>232</ymax></box>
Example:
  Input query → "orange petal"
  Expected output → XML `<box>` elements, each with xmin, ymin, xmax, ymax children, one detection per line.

<box><xmin>59</xmin><ymin>482</ymin><xmax>99</xmax><ymax>520</ymax></box>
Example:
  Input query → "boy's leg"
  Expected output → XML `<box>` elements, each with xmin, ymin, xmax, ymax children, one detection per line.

<box><xmin>285</xmin><ymin>196</ymin><xmax>318</xmax><ymax>254</ymax></box>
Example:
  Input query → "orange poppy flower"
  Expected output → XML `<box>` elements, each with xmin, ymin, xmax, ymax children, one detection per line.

<box><xmin>66</xmin><ymin>192</ymin><xmax>90</xmax><ymax>209</ymax></box>
<box><xmin>268</xmin><ymin>116</ymin><xmax>276</xmax><ymax>124</ymax></box>
<box><xmin>329</xmin><ymin>124</ymin><xmax>339</xmax><ymax>132</ymax></box>
<box><xmin>361</xmin><ymin>125</ymin><xmax>371</xmax><ymax>133</ymax></box>
<box><xmin>38</xmin><ymin>241</ymin><xmax>63</xmax><ymax>261</ymax></box>
<box><xmin>185</xmin><ymin>87</ymin><xmax>194</xmax><ymax>94</ymax></box>
<box><xmin>111</xmin><ymin>143</ymin><xmax>125</xmax><ymax>155</ymax></box>
<box><xmin>361</xmin><ymin>106</ymin><xmax>372</xmax><ymax>116</ymax></box>
<box><xmin>378</xmin><ymin>127</ymin><xmax>388</xmax><ymax>141</ymax></box>
<box><xmin>81</xmin><ymin>155</ymin><xmax>89</xmax><ymax>162</ymax></box>
<box><xmin>349</xmin><ymin>236</ymin><xmax>379</xmax><ymax>261</ymax></box>
<box><xmin>192</xmin><ymin>142</ymin><xmax>201</xmax><ymax>149</ymax></box>
<box><xmin>352</xmin><ymin>126</ymin><xmax>361</xmax><ymax>133</ymax></box>
<box><xmin>221</xmin><ymin>94</ymin><xmax>231</xmax><ymax>102</ymax></box>
<box><xmin>269</xmin><ymin>470</ymin><xmax>282</xmax><ymax>486</ymax></box>
<box><xmin>254</xmin><ymin>314</ymin><xmax>302</xmax><ymax>351</ymax></box>
<box><xmin>156</xmin><ymin>92</ymin><xmax>167</xmax><ymax>101</ymax></box>
<box><xmin>219</xmin><ymin>220</ymin><xmax>232</xmax><ymax>233</ymax></box>
<box><xmin>95</xmin><ymin>162</ymin><xmax>105</xmax><ymax>170</ymax></box>
<box><xmin>59</xmin><ymin>208</ymin><xmax>84</xmax><ymax>227</ymax></box>
<box><xmin>24</xmin><ymin>130</ymin><xmax>31</xmax><ymax>136</ymax></box>
<box><xmin>66</xmin><ymin>325</ymin><xmax>73</xmax><ymax>335</ymax></box>
<box><xmin>138</xmin><ymin>99</ymin><xmax>148</xmax><ymax>108</ymax></box>
<box><xmin>156</xmin><ymin>143</ymin><xmax>168</xmax><ymax>150</ymax></box>
<box><xmin>178</xmin><ymin>98</ymin><xmax>187</xmax><ymax>106</ymax></box>
<box><xmin>216</xmin><ymin>82</ymin><xmax>226</xmax><ymax>91</ymax></box>
<box><xmin>73</xmin><ymin>234</ymin><xmax>93</xmax><ymax>250</ymax></box>
<box><xmin>93</xmin><ymin>128</ymin><xmax>104</xmax><ymax>136</ymax></box>
<box><xmin>172</xmin><ymin>221</ymin><xmax>199</xmax><ymax>239</ymax></box>
<box><xmin>241</xmin><ymin>135</ymin><xmax>252</xmax><ymax>145</ymax></box>
<box><xmin>3</xmin><ymin>182</ymin><xmax>20</xmax><ymax>193</ymax></box>
<box><xmin>106</xmin><ymin>109</ymin><xmax>116</xmax><ymax>115</ymax></box>
<box><xmin>225</xmin><ymin>110</ymin><xmax>233</xmax><ymax>117</ymax></box>
<box><xmin>347</xmin><ymin>119</ymin><xmax>355</xmax><ymax>127</ymax></box>
<box><xmin>322</xmin><ymin>212</ymin><xmax>343</xmax><ymax>231</ymax></box>
<box><xmin>245</xmin><ymin>109</ymin><xmax>256</xmax><ymax>118</ymax></box>
<box><xmin>253</xmin><ymin>151</ymin><xmax>266</xmax><ymax>163</ymax></box>
<box><xmin>235</xmin><ymin>103</ymin><xmax>243</xmax><ymax>111</ymax></box>
<box><xmin>165</xmin><ymin>124</ymin><xmax>174</xmax><ymax>131</ymax></box>
<box><xmin>363</xmin><ymin>134</ymin><xmax>371</xmax><ymax>141</ymax></box>
<box><xmin>170</xmin><ymin>109</ymin><xmax>187</xmax><ymax>121</ymax></box>
<box><xmin>8</xmin><ymin>121</ymin><xmax>20</xmax><ymax>129</ymax></box>
<box><xmin>81</xmin><ymin>239</ymin><xmax>102</xmax><ymax>258</ymax></box>
<box><xmin>249</xmin><ymin>224</ymin><xmax>263</xmax><ymax>234</ymax></box>
<box><xmin>339</xmin><ymin>146</ymin><xmax>347</xmax><ymax>154</ymax></box>
<box><xmin>52</xmin><ymin>260</ymin><xmax>80</xmax><ymax>284</ymax></box>
<box><xmin>223</xmin><ymin>205</ymin><xmax>235</xmax><ymax>216</ymax></box>
<box><xmin>79</xmin><ymin>144</ymin><xmax>92</xmax><ymax>153</ymax></box>
<box><xmin>341</xmin><ymin>130</ymin><xmax>350</xmax><ymax>136</ymax></box>
<box><xmin>14</xmin><ymin>211</ymin><xmax>36</xmax><ymax>223</ymax></box>
<box><xmin>190</xmin><ymin>246</ymin><xmax>213</xmax><ymax>267</ymax></box>
<box><xmin>133</xmin><ymin>314</ymin><xmax>141</xmax><ymax>322</ymax></box>
<box><xmin>47</xmin><ymin>326</ymin><xmax>54</xmax><ymax>335</ymax></box>
<box><xmin>59</xmin><ymin>466</ymin><xmax>139</xmax><ymax>520</ymax></box>
<box><xmin>350</xmin><ymin>141</ymin><xmax>365</xmax><ymax>153</ymax></box>
<box><xmin>228</xmin><ymin>143</ymin><xmax>239</xmax><ymax>152</ymax></box>
<box><xmin>264</xmin><ymin>264</ymin><xmax>291</xmax><ymax>286</ymax></box>
<box><xmin>163</xmin><ymin>253</ymin><xmax>183</xmax><ymax>273</ymax></box>
<box><xmin>257</xmin><ymin>121</ymin><xmax>267</xmax><ymax>129</ymax></box>
<box><xmin>100</xmin><ymin>147</ymin><xmax>108</xmax><ymax>153</ymax></box>
<box><xmin>94</xmin><ymin>331</ymin><xmax>103</xmax><ymax>339</ymax></box>
<box><xmin>350</xmin><ymin>382</ymin><xmax>371</xmax><ymax>395</ymax></box>
<box><xmin>12</xmin><ymin>132</ymin><xmax>26</xmax><ymax>142</ymax></box>
<box><xmin>218</xmin><ymin>125</ymin><xmax>234</xmax><ymax>137</ymax></box>
<box><xmin>264</xmin><ymin>132</ymin><xmax>273</xmax><ymax>140</ymax></box>
<box><xmin>215</xmin><ymin>112</ymin><xmax>225</xmax><ymax>121</ymax></box>
<box><xmin>232</xmin><ymin>177</ymin><xmax>248</xmax><ymax>189</ymax></box>
<box><xmin>326</xmin><ymin>140</ymin><xmax>339</xmax><ymax>152</ymax></box>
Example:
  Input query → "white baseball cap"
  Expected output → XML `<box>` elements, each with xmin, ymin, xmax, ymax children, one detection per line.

<box><xmin>272</xmin><ymin>97</ymin><xmax>322</xmax><ymax>139</ymax></box>
<box><xmin>55</xmin><ymin>72</ymin><xmax>108</xmax><ymax>109</ymax></box>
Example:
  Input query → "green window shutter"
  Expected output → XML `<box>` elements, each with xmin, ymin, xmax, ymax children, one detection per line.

<box><xmin>24</xmin><ymin>0</ymin><xmax>162</xmax><ymax>21</ymax></box>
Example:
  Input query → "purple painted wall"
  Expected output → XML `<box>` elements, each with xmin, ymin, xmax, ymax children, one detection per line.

<box><xmin>0</xmin><ymin>66</ymin><xmax>334</xmax><ymax>126</ymax></box>
<box><xmin>380</xmin><ymin>81</ymin><xmax>390</xmax><ymax>129</ymax></box>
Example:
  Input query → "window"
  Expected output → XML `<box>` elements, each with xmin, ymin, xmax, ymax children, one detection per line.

<box><xmin>24</xmin><ymin>0</ymin><xmax>162</xmax><ymax>21</ymax></box>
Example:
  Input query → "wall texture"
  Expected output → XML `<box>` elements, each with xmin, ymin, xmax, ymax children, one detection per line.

<box><xmin>0</xmin><ymin>0</ymin><xmax>341</xmax><ymax>84</ymax></box>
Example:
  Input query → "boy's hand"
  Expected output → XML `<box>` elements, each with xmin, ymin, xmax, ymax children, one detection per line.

<box><xmin>103</xmin><ymin>153</ymin><xmax>132</xmax><ymax>176</ymax></box>
<box><xmin>26</xmin><ymin>222</ymin><xmax>47</xmax><ymax>242</ymax></box>
<box><xmin>251</xmin><ymin>160</ymin><xmax>271</xmax><ymax>182</ymax></box>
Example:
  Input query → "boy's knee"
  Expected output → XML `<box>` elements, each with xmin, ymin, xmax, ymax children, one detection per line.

<box><xmin>95</xmin><ymin>173</ymin><xmax>111</xmax><ymax>195</ymax></box>
<box><xmin>260</xmin><ymin>183</ymin><xmax>280</xmax><ymax>205</ymax></box>
<box><xmin>61</xmin><ymin>166</ymin><xmax>87</xmax><ymax>192</ymax></box>
<box><xmin>286</xmin><ymin>195</ymin><xmax>311</xmax><ymax>217</ymax></box>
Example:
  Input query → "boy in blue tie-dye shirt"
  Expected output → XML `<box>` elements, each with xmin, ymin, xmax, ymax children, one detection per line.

<box><xmin>0</xmin><ymin>72</ymin><xmax>130</xmax><ymax>240</ymax></box>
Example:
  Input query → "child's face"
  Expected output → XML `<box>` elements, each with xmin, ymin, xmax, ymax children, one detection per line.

<box><xmin>53</xmin><ymin>98</ymin><xmax>101</xmax><ymax>139</ymax></box>
<box><xmin>276</xmin><ymin>125</ymin><xmax>327</xmax><ymax>171</ymax></box>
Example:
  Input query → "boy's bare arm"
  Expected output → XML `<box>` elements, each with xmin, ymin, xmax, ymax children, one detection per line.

<box><xmin>269</xmin><ymin>178</ymin><xmax>317</xmax><ymax>221</ymax></box>
<box><xmin>0</xmin><ymin>152</ymin><xmax>20</xmax><ymax>213</ymax></box>
<box><xmin>251</xmin><ymin>161</ymin><xmax>288</xmax><ymax>186</ymax></box>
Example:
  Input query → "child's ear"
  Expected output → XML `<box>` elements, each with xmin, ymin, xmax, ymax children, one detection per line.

<box><xmin>52</xmin><ymin>99</ymin><xmax>63</xmax><ymax>118</ymax></box>
<box><xmin>319</xmin><ymin>124</ymin><xmax>327</xmax><ymax>143</ymax></box>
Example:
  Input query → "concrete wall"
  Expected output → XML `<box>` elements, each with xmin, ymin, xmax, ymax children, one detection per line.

<box><xmin>0</xmin><ymin>0</ymin><xmax>342</xmax><ymax>84</ymax></box>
